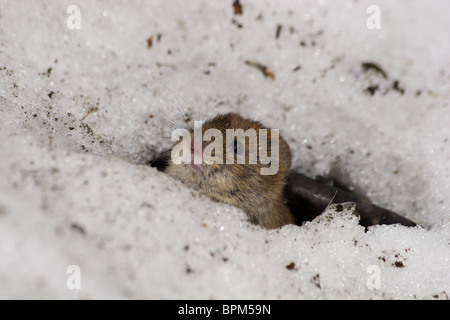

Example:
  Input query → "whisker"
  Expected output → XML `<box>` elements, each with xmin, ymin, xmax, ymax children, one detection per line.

<box><xmin>152</xmin><ymin>112</ymin><xmax>184</xmax><ymax>131</ymax></box>
<box><xmin>159</xmin><ymin>82</ymin><xmax>192</xmax><ymax>130</ymax></box>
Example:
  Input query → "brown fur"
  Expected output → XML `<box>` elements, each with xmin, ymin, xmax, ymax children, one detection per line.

<box><xmin>166</xmin><ymin>112</ymin><xmax>295</xmax><ymax>229</ymax></box>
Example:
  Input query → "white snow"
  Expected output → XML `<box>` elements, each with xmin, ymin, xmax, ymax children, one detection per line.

<box><xmin>0</xmin><ymin>0</ymin><xmax>449</xmax><ymax>299</ymax></box>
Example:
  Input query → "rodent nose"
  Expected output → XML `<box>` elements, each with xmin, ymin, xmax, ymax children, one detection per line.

<box><xmin>191</xmin><ymin>141</ymin><xmax>204</xmax><ymax>157</ymax></box>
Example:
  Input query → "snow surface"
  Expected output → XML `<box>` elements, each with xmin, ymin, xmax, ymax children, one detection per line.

<box><xmin>0</xmin><ymin>0</ymin><xmax>449</xmax><ymax>299</ymax></box>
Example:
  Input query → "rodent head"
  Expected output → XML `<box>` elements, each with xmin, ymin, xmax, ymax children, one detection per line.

<box><xmin>166</xmin><ymin>112</ymin><xmax>294</xmax><ymax>228</ymax></box>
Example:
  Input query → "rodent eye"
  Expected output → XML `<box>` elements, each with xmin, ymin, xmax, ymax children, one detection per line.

<box><xmin>232</xmin><ymin>138</ymin><xmax>244</xmax><ymax>155</ymax></box>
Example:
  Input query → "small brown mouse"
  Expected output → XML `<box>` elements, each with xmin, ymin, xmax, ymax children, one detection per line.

<box><xmin>165</xmin><ymin>112</ymin><xmax>295</xmax><ymax>229</ymax></box>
